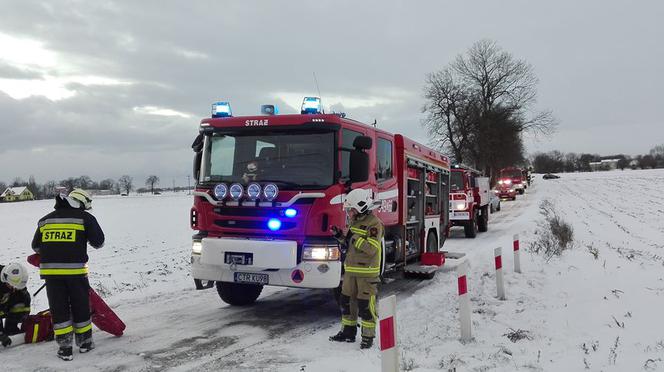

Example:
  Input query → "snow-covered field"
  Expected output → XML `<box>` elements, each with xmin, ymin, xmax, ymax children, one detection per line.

<box><xmin>1</xmin><ymin>169</ymin><xmax>664</xmax><ymax>371</ymax></box>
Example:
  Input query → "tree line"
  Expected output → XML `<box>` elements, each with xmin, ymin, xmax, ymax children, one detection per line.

<box><xmin>0</xmin><ymin>175</ymin><xmax>185</xmax><ymax>200</ymax></box>
<box><xmin>532</xmin><ymin>144</ymin><xmax>664</xmax><ymax>173</ymax></box>
<box><xmin>422</xmin><ymin>39</ymin><xmax>556</xmax><ymax>179</ymax></box>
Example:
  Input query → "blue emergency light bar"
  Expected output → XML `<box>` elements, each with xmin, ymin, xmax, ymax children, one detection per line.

<box><xmin>212</xmin><ymin>102</ymin><xmax>232</xmax><ymax>118</ymax></box>
<box><xmin>301</xmin><ymin>97</ymin><xmax>322</xmax><ymax>114</ymax></box>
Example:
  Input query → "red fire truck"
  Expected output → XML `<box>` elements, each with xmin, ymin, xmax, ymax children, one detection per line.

<box><xmin>189</xmin><ymin>99</ymin><xmax>452</xmax><ymax>305</ymax></box>
<box><xmin>448</xmin><ymin>165</ymin><xmax>491</xmax><ymax>238</ymax></box>
<box><xmin>498</xmin><ymin>167</ymin><xmax>526</xmax><ymax>194</ymax></box>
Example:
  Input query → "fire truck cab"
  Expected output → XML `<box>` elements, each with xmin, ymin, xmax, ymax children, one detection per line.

<box><xmin>190</xmin><ymin>99</ymin><xmax>451</xmax><ymax>306</ymax></box>
<box><xmin>498</xmin><ymin>167</ymin><xmax>526</xmax><ymax>194</ymax></box>
<box><xmin>448</xmin><ymin>165</ymin><xmax>490</xmax><ymax>238</ymax></box>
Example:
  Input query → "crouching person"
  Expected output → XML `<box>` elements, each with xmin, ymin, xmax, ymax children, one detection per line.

<box><xmin>32</xmin><ymin>189</ymin><xmax>105</xmax><ymax>361</ymax></box>
<box><xmin>0</xmin><ymin>263</ymin><xmax>31</xmax><ymax>348</ymax></box>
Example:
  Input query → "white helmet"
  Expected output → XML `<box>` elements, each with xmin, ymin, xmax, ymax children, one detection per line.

<box><xmin>343</xmin><ymin>188</ymin><xmax>374</xmax><ymax>214</ymax></box>
<box><xmin>69</xmin><ymin>188</ymin><xmax>92</xmax><ymax>210</ymax></box>
<box><xmin>1</xmin><ymin>263</ymin><xmax>29</xmax><ymax>290</ymax></box>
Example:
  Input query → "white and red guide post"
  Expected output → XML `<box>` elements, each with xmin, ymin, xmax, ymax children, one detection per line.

<box><xmin>379</xmin><ymin>295</ymin><xmax>398</xmax><ymax>372</ymax></box>
<box><xmin>457</xmin><ymin>260</ymin><xmax>472</xmax><ymax>342</ymax></box>
<box><xmin>494</xmin><ymin>247</ymin><xmax>506</xmax><ymax>300</ymax></box>
<box><xmin>513</xmin><ymin>234</ymin><xmax>522</xmax><ymax>273</ymax></box>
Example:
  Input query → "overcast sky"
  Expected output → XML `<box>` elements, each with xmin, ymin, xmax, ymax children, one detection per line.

<box><xmin>1</xmin><ymin>0</ymin><xmax>662</xmax><ymax>185</ymax></box>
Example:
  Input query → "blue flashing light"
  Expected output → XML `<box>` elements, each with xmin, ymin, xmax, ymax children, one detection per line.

<box><xmin>212</xmin><ymin>102</ymin><xmax>232</xmax><ymax>118</ymax></box>
<box><xmin>301</xmin><ymin>97</ymin><xmax>322</xmax><ymax>114</ymax></box>
<box><xmin>284</xmin><ymin>208</ymin><xmax>297</xmax><ymax>218</ymax></box>
<box><xmin>267</xmin><ymin>218</ymin><xmax>282</xmax><ymax>231</ymax></box>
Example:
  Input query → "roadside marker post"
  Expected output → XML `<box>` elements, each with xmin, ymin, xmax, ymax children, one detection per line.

<box><xmin>513</xmin><ymin>234</ymin><xmax>522</xmax><ymax>273</ymax></box>
<box><xmin>379</xmin><ymin>295</ymin><xmax>398</xmax><ymax>372</ymax></box>
<box><xmin>494</xmin><ymin>247</ymin><xmax>506</xmax><ymax>300</ymax></box>
<box><xmin>457</xmin><ymin>260</ymin><xmax>472</xmax><ymax>342</ymax></box>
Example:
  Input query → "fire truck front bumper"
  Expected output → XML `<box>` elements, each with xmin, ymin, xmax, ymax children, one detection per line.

<box><xmin>191</xmin><ymin>237</ymin><xmax>341</xmax><ymax>289</ymax></box>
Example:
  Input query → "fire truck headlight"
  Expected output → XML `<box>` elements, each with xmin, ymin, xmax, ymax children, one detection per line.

<box><xmin>284</xmin><ymin>208</ymin><xmax>297</xmax><ymax>218</ymax></box>
<box><xmin>214</xmin><ymin>183</ymin><xmax>228</xmax><ymax>200</ymax></box>
<box><xmin>453</xmin><ymin>201</ymin><xmax>467</xmax><ymax>211</ymax></box>
<box><xmin>247</xmin><ymin>183</ymin><xmax>261</xmax><ymax>200</ymax></box>
<box><xmin>504</xmin><ymin>179</ymin><xmax>512</xmax><ymax>185</ymax></box>
<box><xmin>497</xmin><ymin>180</ymin><xmax>504</xmax><ymax>185</ymax></box>
<box><xmin>192</xmin><ymin>241</ymin><xmax>202</xmax><ymax>255</ymax></box>
<box><xmin>302</xmin><ymin>244</ymin><xmax>340</xmax><ymax>261</ymax></box>
<box><xmin>267</xmin><ymin>218</ymin><xmax>282</xmax><ymax>231</ymax></box>
<box><xmin>229</xmin><ymin>183</ymin><xmax>244</xmax><ymax>200</ymax></box>
<box><xmin>263</xmin><ymin>183</ymin><xmax>278</xmax><ymax>201</ymax></box>
<box><xmin>211</xmin><ymin>101</ymin><xmax>232</xmax><ymax>118</ymax></box>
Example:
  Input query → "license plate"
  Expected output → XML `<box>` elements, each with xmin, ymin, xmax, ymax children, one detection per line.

<box><xmin>234</xmin><ymin>272</ymin><xmax>269</xmax><ymax>285</ymax></box>
<box><xmin>225</xmin><ymin>252</ymin><xmax>253</xmax><ymax>265</ymax></box>
<box><xmin>450</xmin><ymin>211</ymin><xmax>470</xmax><ymax>219</ymax></box>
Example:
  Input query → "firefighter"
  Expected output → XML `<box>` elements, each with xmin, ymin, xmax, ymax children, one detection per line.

<box><xmin>329</xmin><ymin>188</ymin><xmax>384</xmax><ymax>349</ymax></box>
<box><xmin>0</xmin><ymin>263</ymin><xmax>31</xmax><ymax>348</ymax></box>
<box><xmin>31</xmin><ymin>189</ymin><xmax>105</xmax><ymax>361</ymax></box>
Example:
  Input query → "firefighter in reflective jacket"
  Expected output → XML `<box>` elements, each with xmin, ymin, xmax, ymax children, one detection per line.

<box><xmin>329</xmin><ymin>188</ymin><xmax>383</xmax><ymax>349</ymax></box>
<box><xmin>0</xmin><ymin>263</ymin><xmax>31</xmax><ymax>347</ymax></box>
<box><xmin>31</xmin><ymin>189</ymin><xmax>104</xmax><ymax>361</ymax></box>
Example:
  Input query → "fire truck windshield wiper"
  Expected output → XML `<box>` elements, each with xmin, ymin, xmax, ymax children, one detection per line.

<box><xmin>258</xmin><ymin>179</ymin><xmax>301</xmax><ymax>188</ymax></box>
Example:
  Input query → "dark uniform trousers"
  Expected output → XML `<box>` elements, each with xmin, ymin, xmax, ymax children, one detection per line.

<box><xmin>45</xmin><ymin>277</ymin><xmax>92</xmax><ymax>348</ymax></box>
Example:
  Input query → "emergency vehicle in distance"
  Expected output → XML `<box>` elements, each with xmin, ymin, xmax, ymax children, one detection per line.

<box><xmin>448</xmin><ymin>164</ymin><xmax>491</xmax><ymax>238</ymax></box>
<box><xmin>189</xmin><ymin>98</ymin><xmax>452</xmax><ymax>306</ymax></box>
<box><xmin>498</xmin><ymin>167</ymin><xmax>527</xmax><ymax>194</ymax></box>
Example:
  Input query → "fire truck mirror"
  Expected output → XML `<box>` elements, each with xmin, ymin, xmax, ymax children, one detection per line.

<box><xmin>193</xmin><ymin>152</ymin><xmax>202</xmax><ymax>181</ymax></box>
<box><xmin>349</xmin><ymin>150</ymin><xmax>369</xmax><ymax>183</ymax></box>
<box><xmin>352</xmin><ymin>136</ymin><xmax>372</xmax><ymax>150</ymax></box>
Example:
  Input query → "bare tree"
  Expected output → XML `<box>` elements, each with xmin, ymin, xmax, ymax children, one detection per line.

<box><xmin>145</xmin><ymin>175</ymin><xmax>160</xmax><ymax>194</ymax></box>
<box><xmin>99</xmin><ymin>178</ymin><xmax>115</xmax><ymax>190</ymax></box>
<box><xmin>118</xmin><ymin>175</ymin><xmax>133</xmax><ymax>195</ymax></box>
<box><xmin>0</xmin><ymin>182</ymin><xmax>6</xmax><ymax>194</ymax></box>
<box><xmin>423</xmin><ymin>40</ymin><xmax>557</xmax><ymax>175</ymax></box>
<box><xmin>42</xmin><ymin>180</ymin><xmax>57</xmax><ymax>198</ymax></box>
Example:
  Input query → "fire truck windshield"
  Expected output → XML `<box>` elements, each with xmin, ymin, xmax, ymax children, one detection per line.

<box><xmin>450</xmin><ymin>171</ymin><xmax>464</xmax><ymax>191</ymax></box>
<box><xmin>199</xmin><ymin>131</ymin><xmax>335</xmax><ymax>189</ymax></box>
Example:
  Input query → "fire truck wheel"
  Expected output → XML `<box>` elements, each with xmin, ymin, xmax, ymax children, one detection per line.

<box><xmin>216</xmin><ymin>281</ymin><xmax>263</xmax><ymax>306</ymax></box>
<box><xmin>478</xmin><ymin>206</ymin><xmax>489</xmax><ymax>232</ymax></box>
<box><xmin>464</xmin><ymin>214</ymin><xmax>478</xmax><ymax>238</ymax></box>
<box><xmin>518</xmin><ymin>189</ymin><xmax>525</xmax><ymax>195</ymax></box>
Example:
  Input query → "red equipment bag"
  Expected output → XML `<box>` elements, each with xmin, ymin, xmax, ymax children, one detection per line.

<box><xmin>89</xmin><ymin>288</ymin><xmax>126</xmax><ymax>336</ymax></box>
<box><xmin>22</xmin><ymin>310</ymin><xmax>54</xmax><ymax>343</ymax></box>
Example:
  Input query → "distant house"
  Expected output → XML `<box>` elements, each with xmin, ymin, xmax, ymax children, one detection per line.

<box><xmin>0</xmin><ymin>186</ymin><xmax>35</xmax><ymax>202</ymax></box>
<box><xmin>589</xmin><ymin>159</ymin><xmax>620</xmax><ymax>171</ymax></box>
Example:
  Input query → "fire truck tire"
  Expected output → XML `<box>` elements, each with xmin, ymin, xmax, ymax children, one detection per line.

<box><xmin>518</xmin><ymin>189</ymin><xmax>525</xmax><ymax>195</ymax></box>
<box><xmin>478</xmin><ymin>206</ymin><xmax>489</xmax><ymax>232</ymax></box>
<box><xmin>464</xmin><ymin>214</ymin><xmax>478</xmax><ymax>238</ymax></box>
<box><xmin>426</xmin><ymin>231</ymin><xmax>438</xmax><ymax>253</ymax></box>
<box><xmin>216</xmin><ymin>281</ymin><xmax>263</xmax><ymax>306</ymax></box>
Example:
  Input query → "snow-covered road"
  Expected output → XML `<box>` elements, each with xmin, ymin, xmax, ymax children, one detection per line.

<box><xmin>2</xmin><ymin>169</ymin><xmax>664</xmax><ymax>371</ymax></box>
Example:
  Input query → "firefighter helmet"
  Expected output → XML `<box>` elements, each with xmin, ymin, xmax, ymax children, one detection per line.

<box><xmin>343</xmin><ymin>188</ymin><xmax>374</xmax><ymax>214</ymax></box>
<box><xmin>69</xmin><ymin>188</ymin><xmax>92</xmax><ymax>210</ymax></box>
<box><xmin>1</xmin><ymin>263</ymin><xmax>29</xmax><ymax>290</ymax></box>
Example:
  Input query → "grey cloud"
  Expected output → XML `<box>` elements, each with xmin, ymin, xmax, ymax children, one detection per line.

<box><xmin>0</xmin><ymin>0</ymin><xmax>663</xmax><ymax>182</ymax></box>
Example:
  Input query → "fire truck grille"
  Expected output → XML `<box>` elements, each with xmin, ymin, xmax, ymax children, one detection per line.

<box><xmin>214</xmin><ymin>220</ymin><xmax>297</xmax><ymax>230</ymax></box>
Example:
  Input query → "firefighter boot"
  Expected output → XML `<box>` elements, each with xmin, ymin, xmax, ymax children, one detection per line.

<box><xmin>360</xmin><ymin>336</ymin><xmax>374</xmax><ymax>349</ymax></box>
<box><xmin>79</xmin><ymin>340</ymin><xmax>95</xmax><ymax>353</ymax></box>
<box><xmin>329</xmin><ymin>326</ymin><xmax>357</xmax><ymax>343</ymax></box>
<box><xmin>57</xmin><ymin>347</ymin><xmax>74</xmax><ymax>361</ymax></box>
